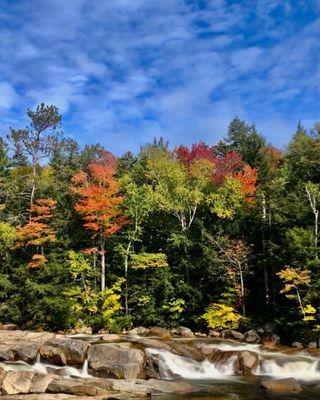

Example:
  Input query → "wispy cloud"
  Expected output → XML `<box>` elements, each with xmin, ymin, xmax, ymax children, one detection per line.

<box><xmin>0</xmin><ymin>0</ymin><xmax>319</xmax><ymax>153</ymax></box>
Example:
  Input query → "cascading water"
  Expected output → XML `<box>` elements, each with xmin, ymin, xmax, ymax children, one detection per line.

<box><xmin>147</xmin><ymin>342</ymin><xmax>320</xmax><ymax>382</ymax></box>
<box><xmin>146</xmin><ymin>347</ymin><xmax>237</xmax><ymax>379</ymax></box>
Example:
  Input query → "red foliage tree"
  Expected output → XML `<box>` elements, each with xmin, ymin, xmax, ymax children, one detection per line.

<box><xmin>72</xmin><ymin>150</ymin><xmax>126</xmax><ymax>291</ymax></box>
<box><xmin>16</xmin><ymin>199</ymin><xmax>57</xmax><ymax>268</ymax></box>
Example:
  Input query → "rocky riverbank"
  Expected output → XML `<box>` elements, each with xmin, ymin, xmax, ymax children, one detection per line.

<box><xmin>0</xmin><ymin>325</ymin><xmax>319</xmax><ymax>398</ymax></box>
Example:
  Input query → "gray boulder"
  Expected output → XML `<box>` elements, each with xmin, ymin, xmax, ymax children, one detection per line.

<box><xmin>43</xmin><ymin>339</ymin><xmax>90</xmax><ymax>366</ymax></box>
<box><xmin>1</xmin><ymin>371</ymin><xmax>34</xmax><ymax>395</ymax></box>
<box><xmin>176</xmin><ymin>326</ymin><xmax>194</xmax><ymax>338</ymax></box>
<box><xmin>87</xmin><ymin>343</ymin><xmax>145</xmax><ymax>379</ymax></box>
<box><xmin>292</xmin><ymin>341</ymin><xmax>304</xmax><ymax>348</ymax></box>
<box><xmin>148</xmin><ymin>327</ymin><xmax>171</xmax><ymax>339</ymax></box>
<box><xmin>244</xmin><ymin>330</ymin><xmax>260</xmax><ymax>343</ymax></box>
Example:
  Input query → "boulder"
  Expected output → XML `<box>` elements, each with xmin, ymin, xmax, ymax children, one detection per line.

<box><xmin>102</xmin><ymin>334</ymin><xmax>123</xmax><ymax>342</ymax></box>
<box><xmin>0</xmin><ymin>324</ymin><xmax>18</xmax><ymax>331</ymax></box>
<box><xmin>12</xmin><ymin>343</ymin><xmax>39</xmax><ymax>363</ymax></box>
<box><xmin>194</xmin><ymin>332</ymin><xmax>207</xmax><ymax>337</ymax></box>
<box><xmin>262</xmin><ymin>322</ymin><xmax>278</xmax><ymax>334</ymax></box>
<box><xmin>244</xmin><ymin>330</ymin><xmax>260</xmax><ymax>343</ymax></box>
<box><xmin>1</xmin><ymin>371</ymin><xmax>34</xmax><ymax>395</ymax></box>
<box><xmin>0</xmin><ymin>345</ymin><xmax>14</xmax><ymax>361</ymax></box>
<box><xmin>208</xmin><ymin>330</ymin><xmax>220</xmax><ymax>338</ymax></box>
<box><xmin>237</xmin><ymin>351</ymin><xmax>259</xmax><ymax>374</ymax></box>
<box><xmin>0</xmin><ymin>395</ymin><xmax>122</xmax><ymax>400</ymax></box>
<box><xmin>88</xmin><ymin>343</ymin><xmax>145</xmax><ymax>379</ymax></box>
<box><xmin>220</xmin><ymin>329</ymin><xmax>244</xmax><ymax>341</ymax></box>
<box><xmin>176</xmin><ymin>326</ymin><xmax>194</xmax><ymax>338</ymax></box>
<box><xmin>261</xmin><ymin>378</ymin><xmax>302</xmax><ymax>393</ymax></box>
<box><xmin>29</xmin><ymin>374</ymin><xmax>55</xmax><ymax>393</ymax></box>
<box><xmin>0</xmin><ymin>367</ymin><xmax>6</xmax><ymax>386</ymax></box>
<box><xmin>43</xmin><ymin>339</ymin><xmax>90</xmax><ymax>365</ymax></box>
<box><xmin>128</xmin><ymin>327</ymin><xmax>149</xmax><ymax>336</ymax></box>
<box><xmin>148</xmin><ymin>327</ymin><xmax>171</xmax><ymax>339</ymax></box>
<box><xmin>292</xmin><ymin>341</ymin><xmax>304</xmax><ymax>348</ymax></box>
<box><xmin>308</xmin><ymin>341</ymin><xmax>317</xmax><ymax>349</ymax></box>
<box><xmin>47</xmin><ymin>378</ymin><xmax>112</xmax><ymax>397</ymax></box>
<box><xmin>260</xmin><ymin>334</ymin><xmax>280</xmax><ymax>349</ymax></box>
<box><xmin>39</xmin><ymin>345</ymin><xmax>67</xmax><ymax>366</ymax></box>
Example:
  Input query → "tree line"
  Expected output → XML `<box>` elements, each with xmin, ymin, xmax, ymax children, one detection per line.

<box><xmin>0</xmin><ymin>103</ymin><xmax>320</xmax><ymax>342</ymax></box>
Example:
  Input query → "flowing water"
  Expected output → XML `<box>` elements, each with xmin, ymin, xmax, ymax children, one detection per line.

<box><xmin>2</xmin><ymin>338</ymin><xmax>320</xmax><ymax>399</ymax></box>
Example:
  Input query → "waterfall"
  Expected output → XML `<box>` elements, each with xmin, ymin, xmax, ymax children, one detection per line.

<box><xmin>146</xmin><ymin>347</ymin><xmax>236</xmax><ymax>379</ymax></box>
<box><xmin>147</xmin><ymin>343</ymin><xmax>320</xmax><ymax>382</ymax></box>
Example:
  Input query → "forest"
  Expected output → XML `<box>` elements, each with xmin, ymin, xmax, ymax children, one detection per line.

<box><xmin>0</xmin><ymin>103</ymin><xmax>320</xmax><ymax>344</ymax></box>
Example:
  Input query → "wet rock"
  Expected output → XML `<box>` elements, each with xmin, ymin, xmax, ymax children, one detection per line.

<box><xmin>261</xmin><ymin>378</ymin><xmax>302</xmax><ymax>393</ymax></box>
<box><xmin>238</xmin><ymin>351</ymin><xmax>259</xmax><ymax>374</ymax></box>
<box><xmin>43</xmin><ymin>339</ymin><xmax>90</xmax><ymax>366</ymax></box>
<box><xmin>244</xmin><ymin>330</ymin><xmax>260</xmax><ymax>343</ymax></box>
<box><xmin>260</xmin><ymin>334</ymin><xmax>280</xmax><ymax>349</ymax></box>
<box><xmin>176</xmin><ymin>326</ymin><xmax>194</xmax><ymax>338</ymax></box>
<box><xmin>220</xmin><ymin>329</ymin><xmax>244</xmax><ymax>341</ymax></box>
<box><xmin>88</xmin><ymin>343</ymin><xmax>145</xmax><ymax>379</ymax></box>
<box><xmin>292</xmin><ymin>341</ymin><xmax>304</xmax><ymax>348</ymax></box>
<box><xmin>128</xmin><ymin>327</ymin><xmax>149</xmax><ymax>336</ymax></box>
<box><xmin>148</xmin><ymin>327</ymin><xmax>171</xmax><ymax>339</ymax></box>
<box><xmin>1</xmin><ymin>371</ymin><xmax>34</xmax><ymax>395</ymax></box>
<box><xmin>40</xmin><ymin>345</ymin><xmax>67</xmax><ymax>366</ymax></box>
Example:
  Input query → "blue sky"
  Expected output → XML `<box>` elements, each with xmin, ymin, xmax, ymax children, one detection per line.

<box><xmin>0</xmin><ymin>0</ymin><xmax>319</xmax><ymax>155</ymax></box>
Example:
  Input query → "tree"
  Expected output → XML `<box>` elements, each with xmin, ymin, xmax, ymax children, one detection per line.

<box><xmin>277</xmin><ymin>267</ymin><xmax>311</xmax><ymax>320</ymax></box>
<box><xmin>7</xmin><ymin>104</ymin><xmax>62</xmax><ymax>207</ymax></box>
<box><xmin>119</xmin><ymin>173</ymin><xmax>154</xmax><ymax>314</ymax></box>
<box><xmin>305</xmin><ymin>182</ymin><xmax>320</xmax><ymax>259</ymax></box>
<box><xmin>72</xmin><ymin>150</ymin><xmax>126</xmax><ymax>291</ymax></box>
<box><xmin>145</xmin><ymin>147</ymin><xmax>212</xmax><ymax>231</ymax></box>
<box><xmin>202</xmin><ymin>303</ymin><xmax>241</xmax><ymax>330</ymax></box>
<box><xmin>15</xmin><ymin>198</ymin><xmax>57</xmax><ymax>268</ymax></box>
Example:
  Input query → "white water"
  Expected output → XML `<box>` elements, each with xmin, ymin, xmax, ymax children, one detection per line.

<box><xmin>147</xmin><ymin>347</ymin><xmax>236</xmax><ymax>379</ymax></box>
<box><xmin>0</xmin><ymin>353</ymin><xmax>89</xmax><ymax>378</ymax></box>
<box><xmin>147</xmin><ymin>342</ymin><xmax>320</xmax><ymax>382</ymax></box>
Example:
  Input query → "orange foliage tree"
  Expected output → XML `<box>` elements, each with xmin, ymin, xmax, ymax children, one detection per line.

<box><xmin>16</xmin><ymin>199</ymin><xmax>57</xmax><ymax>268</ymax></box>
<box><xmin>72</xmin><ymin>151</ymin><xmax>126</xmax><ymax>291</ymax></box>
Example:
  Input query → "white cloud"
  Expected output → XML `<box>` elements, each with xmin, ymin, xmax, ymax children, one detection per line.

<box><xmin>0</xmin><ymin>82</ymin><xmax>18</xmax><ymax>109</ymax></box>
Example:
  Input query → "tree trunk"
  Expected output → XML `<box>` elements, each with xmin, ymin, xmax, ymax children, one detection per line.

<box><xmin>101</xmin><ymin>239</ymin><xmax>106</xmax><ymax>291</ymax></box>
<box><xmin>238</xmin><ymin>263</ymin><xmax>246</xmax><ymax>316</ymax></box>
<box><xmin>262</xmin><ymin>192</ymin><xmax>270</xmax><ymax>303</ymax></box>
<box><xmin>30</xmin><ymin>164</ymin><xmax>37</xmax><ymax>209</ymax></box>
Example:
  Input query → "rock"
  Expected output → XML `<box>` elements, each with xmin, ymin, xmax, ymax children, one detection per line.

<box><xmin>194</xmin><ymin>332</ymin><xmax>207</xmax><ymax>337</ymax></box>
<box><xmin>136</xmin><ymin>378</ymin><xmax>198</xmax><ymax>394</ymax></box>
<box><xmin>43</xmin><ymin>339</ymin><xmax>90</xmax><ymax>365</ymax></box>
<box><xmin>29</xmin><ymin>374</ymin><xmax>55</xmax><ymax>393</ymax></box>
<box><xmin>308</xmin><ymin>341</ymin><xmax>317</xmax><ymax>349</ymax></box>
<box><xmin>71</xmin><ymin>326</ymin><xmax>92</xmax><ymax>335</ymax></box>
<box><xmin>208</xmin><ymin>330</ymin><xmax>220</xmax><ymax>338</ymax></box>
<box><xmin>47</xmin><ymin>378</ymin><xmax>113</xmax><ymax>397</ymax></box>
<box><xmin>244</xmin><ymin>330</ymin><xmax>260</xmax><ymax>343</ymax></box>
<box><xmin>12</xmin><ymin>343</ymin><xmax>39</xmax><ymax>363</ymax></box>
<box><xmin>238</xmin><ymin>351</ymin><xmax>259</xmax><ymax>374</ymax></box>
<box><xmin>0</xmin><ymin>345</ymin><xmax>14</xmax><ymax>361</ymax></box>
<box><xmin>1</xmin><ymin>371</ymin><xmax>34</xmax><ymax>395</ymax></box>
<box><xmin>262</xmin><ymin>322</ymin><xmax>278</xmax><ymax>334</ymax></box>
<box><xmin>260</xmin><ymin>334</ymin><xmax>280</xmax><ymax>349</ymax></box>
<box><xmin>39</xmin><ymin>345</ymin><xmax>67</xmax><ymax>366</ymax></box>
<box><xmin>88</xmin><ymin>343</ymin><xmax>145</xmax><ymax>379</ymax></box>
<box><xmin>0</xmin><ymin>366</ymin><xmax>6</xmax><ymax>386</ymax></box>
<box><xmin>261</xmin><ymin>378</ymin><xmax>302</xmax><ymax>393</ymax></box>
<box><xmin>176</xmin><ymin>326</ymin><xmax>194</xmax><ymax>338</ymax></box>
<box><xmin>0</xmin><ymin>324</ymin><xmax>18</xmax><ymax>331</ymax></box>
<box><xmin>101</xmin><ymin>334</ymin><xmax>122</xmax><ymax>342</ymax></box>
<box><xmin>0</xmin><ymin>395</ymin><xmax>121</xmax><ymax>400</ymax></box>
<box><xmin>148</xmin><ymin>327</ymin><xmax>171</xmax><ymax>339</ymax></box>
<box><xmin>220</xmin><ymin>329</ymin><xmax>244</xmax><ymax>341</ymax></box>
<box><xmin>292</xmin><ymin>341</ymin><xmax>304</xmax><ymax>348</ymax></box>
<box><xmin>128</xmin><ymin>327</ymin><xmax>149</xmax><ymax>336</ymax></box>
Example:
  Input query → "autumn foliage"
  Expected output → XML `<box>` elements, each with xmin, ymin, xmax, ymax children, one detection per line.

<box><xmin>72</xmin><ymin>150</ymin><xmax>126</xmax><ymax>238</ymax></box>
<box><xmin>16</xmin><ymin>198</ymin><xmax>56</xmax><ymax>268</ymax></box>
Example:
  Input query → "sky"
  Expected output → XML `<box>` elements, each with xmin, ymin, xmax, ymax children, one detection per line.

<box><xmin>0</xmin><ymin>0</ymin><xmax>319</xmax><ymax>155</ymax></box>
